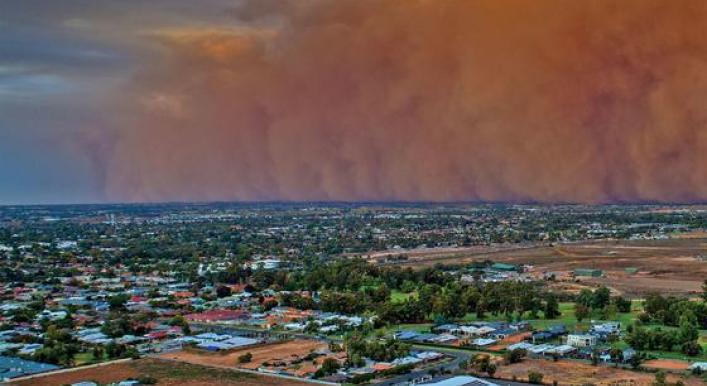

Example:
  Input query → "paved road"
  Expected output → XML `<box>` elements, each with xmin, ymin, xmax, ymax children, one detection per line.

<box><xmin>375</xmin><ymin>346</ymin><xmax>471</xmax><ymax>386</ymax></box>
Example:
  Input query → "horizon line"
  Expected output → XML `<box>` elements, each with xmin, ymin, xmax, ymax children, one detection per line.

<box><xmin>2</xmin><ymin>199</ymin><xmax>707</xmax><ymax>208</ymax></box>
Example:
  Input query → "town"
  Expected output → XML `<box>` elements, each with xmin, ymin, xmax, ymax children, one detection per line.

<box><xmin>0</xmin><ymin>203</ymin><xmax>705</xmax><ymax>385</ymax></box>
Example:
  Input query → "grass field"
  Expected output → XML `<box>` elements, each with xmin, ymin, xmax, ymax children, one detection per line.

<box><xmin>376</xmin><ymin>323</ymin><xmax>434</xmax><ymax>337</ymax></box>
<box><xmin>73</xmin><ymin>351</ymin><xmax>101</xmax><ymax>366</ymax></box>
<box><xmin>458</xmin><ymin>300</ymin><xmax>646</xmax><ymax>330</ymax></box>
<box><xmin>390</xmin><ymin>289</ymin><xmax>416</xmax><ymax>303</ymax></box>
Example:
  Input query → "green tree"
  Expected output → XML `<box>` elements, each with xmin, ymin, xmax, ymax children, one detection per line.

<box><xmin>486</xmin><ymin>363</ymin><xmax>497</xmax><ymax>378</ymax></box>
<box><xmin>216</xmin><ymin>285</ymin><xmax>232</xmax><ymax>298</ymax></box>
<box><xmin>592</xmin><ymin>286</ymin><xmax>611</xmax><ymax>310</ymax></box>
<box><xmin>108</xmin><ymin>294</ymin><xmax>130</xmax><ymax>310</ymax></box>
<box><xmin>576</xmin><ymin>289</ymin><xmax>593</xmax><ymax>308</ymax></box>
<box><xmin>681</xmin><ymin>341</ymin><xmax>702</xmax><ymax>356</ymax></box>
<box><xmin>613</xmin><ymin>296</ymin><xmax>632</xmax><ymax>313</ymax></box>
<box><xmin>602</xmin><ymin>304</ymin><xmax>618</xmax><ymax>320</ymax></box>
<box><xmin>92</xmin><ymin>345</ymin><xmax>104</xmax><ymax>361</ymax></box>
<box><xmin>544</xmin><ymin>293</ymin><xmax>560</xmax><ymax>319</ymax></box>
<box><xmin>503</xmin><ymin>348</ymin><xmax>526</xmax><ymax>364</ymax></box>
<box><xmin>319</xmin><ymin>357</ymin><xmax>341</xmax><ymax>376</ymax></box>
<box><xmin>677</xmin><ymin>313</ymin><xmax>699</xmax><ymax>343</ymax></box>
<box><xmin>575</xmin><ymin>303</ymin><xmax>590</xmax><ymax>322</ymax></box>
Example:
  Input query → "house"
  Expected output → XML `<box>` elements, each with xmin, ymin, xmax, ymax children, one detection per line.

<box><xmin>0</xmin><ymin>355</ymin><xmax>60</xmax><ymax>380</ymax></box>
<box><xmin>491</xmin><ymin>263</ymin><xmax>517</xmax><ymax>272</ymax></box>
<box><xmin>471</xmin><ymin>338</ymin><xmax>496</xmax><ymax>347</ymax></box>
<box><xmin>545</xmin><ymin>344</ymin><xmax>576</xmax><ymax>357</ymax></box>
<box><xmin>185</xmin><ymin>309</ymin><xmax>250</xmax><ymax>323</ymax></box>
<box><xmin>490</xmin><ymin>328</ymin><xmax>516</xmax><ymax>340</ymax></box>
<box><xmin>420</xmin><ymin>375</ymin><xmax>501</xmax><ymax>386</ymax></box>
<box><xmin>621</xmin><ymin>348</ymin><xmax>637</xmax><ymax>362</ymax></box>
<box><xmin>566</xmin><ymin>334</ymin><xmax>597</xmax><ymax>347</ymax></box>
<box><xmin>394</xmin><ymin>331</ymin><xmax>420</xmax><ymax>341</ymax></box>
<box><xmin>529</xmin><ymin>344</ymin><xmax>556</xmax><ymax>355</ymax></box>
<box><xmin>590</xmin><ymin>321</ymin><xmax>621</xmax><ymax>336</ymax></box>
<box><xmin>507</xmin><ymin>342</ymin><xmax>534</xmax><ymax>351</ymax></box>
<box><xmin>433</xmin><ymin>324</ymin><xmax>459</xmax><ymax>334</ymax></box>
<box><xmin>246</xmin><ymin>259</ymin><xmax>282</xmax><ymax>270</ymax></box>
<box><xmin>429</xmin><ymin>334</ymin><xmax>459</xmax><ymax>345</ymax></box>
<box><xmin>415</xmin><ymin>351</ymin><xmax>444</xmax><ymax>361</ymax></box>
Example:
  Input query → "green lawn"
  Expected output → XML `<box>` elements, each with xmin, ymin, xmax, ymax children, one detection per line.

<box><xmin>73</xmin><ymin>351</ymin><xmax>103</xmax><ymax>365</ymax></box>
<box><xmin>459</xmin><ymin>301</ymin><xmax>645</xmax><ymax>331</ymax></box>
<box><xmin>390</xmin><ymin>290</ymin><xmax>416</xmax><ymax>303</ymax></box>
<box><xmin>376</xmin><ymin>323</ymin><xmax>433</xmax><ymax>336</ymax></box>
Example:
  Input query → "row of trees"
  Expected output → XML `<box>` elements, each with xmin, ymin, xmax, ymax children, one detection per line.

<box><xmin>643</xmin><ymin>293</ymin><xmax>707</xmax><ymax>329</ymax></box>
<box><xmin>625</xmin><ymin>313</ymin><xmax>703</xmax><ymax>356</ymax></box>
<box><xmin>574</xmin><ymin>287</ymin><xmax>631</xmax><ymax>322</ymax></box>
<box><xmin>344</xmin><ymin>333</ymin><xmax>410</xmax><ymax>366</ymax></box>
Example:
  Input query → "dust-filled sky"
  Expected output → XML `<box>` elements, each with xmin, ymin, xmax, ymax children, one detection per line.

<box><xmin>2</xmin><ymin>0</ymin><xmax>707</xmax><ymax>204</ymax></box>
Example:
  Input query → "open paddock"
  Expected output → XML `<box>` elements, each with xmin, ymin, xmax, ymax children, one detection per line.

<box><xmin>494</xmin><ymin>358</ymin><xmax>702</xmax><ymax>386</ymax></box>
<box><xmin>642</xmin><ymin>359</ymin><xmax>691</xmax><ymax>371</ymax></box>
<box><xmin>10</xmin><ymin>358</ymin><xmax>311</xmax><ymax>386</ymax></box>
<box><xmin>159</xmin><ymin>338</ymin><xmax>344</xmax><ymax>377</ymax></box>
<box><xmin>385</xmin><ymin>238</ymin><xmax>707</xmax><ymax>297</ymax></box>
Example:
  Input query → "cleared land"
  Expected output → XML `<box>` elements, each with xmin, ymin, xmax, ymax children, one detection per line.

<box><xmin>10</xmin><ymin>358</ymin><xmax>310</xmax><ymax>386</ymax></box>
<box><xmin>159</xmin><ymin>339</ymin><xmax>343</xmax><ymax>377</ymax></box>
<box><xmin>383</xmin><ymin>238</ymin><xmax>707</xmax><ymax>297</ymax></box>
<box><xmin>642</xmin><ymin>359</ymin><xmax>691</xmax><ymax>371</ymax></box>
<box><xmin>494</xmin><ymin>358</ymin><xmax>703</xmax><ymax>386</ymax></box>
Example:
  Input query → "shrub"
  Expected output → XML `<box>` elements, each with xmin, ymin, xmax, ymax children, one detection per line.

<box><xmin>137</xmin><ymin>376</ymin><xmax>157</xmax><ymax>384</ymax></box>
<box><xmin>238</xmin><ymin>352</ymin><xmax>253</xmax><ymax>364</ymax></box>
<box><xmin>528</xmin><ymin>371</ymin><xmax>544</xmax><ymax>384</ymax></box>
<box><xmin>504</xmin><ymin>348</ymin><xmax>526</xmax><ymax>364</ymax></box>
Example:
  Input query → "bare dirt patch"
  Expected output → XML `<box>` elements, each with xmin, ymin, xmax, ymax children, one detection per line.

<box><xmin>642</xmin><ymin>359</ymin><xmax>691</xmax><ymax>371</ymax></box>
<box><xmin>494</xmin><ymin>358</ymin><xmax>701</xmax><ymax>386</ymax></box>
<box><xmin>159</xmin><ymin>339</ymin><xmax>345</xmax><ymax>378</ymax></box>
<box><xmin>160</xmin><ymin>339</ymin><xmax>327</xmax><ymax>369</ymax></box>
<box><xmin>11</xmin><ymin>358</ymin><xmax>310</xmax><ymax>386</ymax></box>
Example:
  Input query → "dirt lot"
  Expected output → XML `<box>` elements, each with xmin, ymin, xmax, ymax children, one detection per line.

<box><xmin>642</xmin><ymin>359</ymin><xmax>691</xmax><ymax>371</ymax></box>
<box><xmin>388</xmin><ymin>238</ymin><xmax>707</xmax><ymax>297</ymax></box>
<box><xmin>494</xmin><ymin>358</ymin><xmax>702</xmax><ymax>386</ymax></box>
<box><xmin>159</xmin><ymin>339</ymin><xmax>343</xmax><ymax>377</ymax></box>
<box><xmin>11</xmin><ymin>358</ymin><xmax>310</xmax><ymax>386</ymax></box>
<box><xmin>488</xmin><ymin>332</ymin><xmax>532</xmax><ymax>351</ymax></box>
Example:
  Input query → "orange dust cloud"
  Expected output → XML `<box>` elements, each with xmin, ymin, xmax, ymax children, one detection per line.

<box><xmin>97</xmin><ymin>0</ymin><xmax>707</xmax><ymax>203</ymax></box>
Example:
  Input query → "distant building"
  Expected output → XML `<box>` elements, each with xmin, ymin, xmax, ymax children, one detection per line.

<box><xmin>246</xmin><ymin>259</ymin><xmax>282</xmax><ymax>270</ymax></box>
<box><xmin>185</xmin><ymin>309</ymin><xmax>250</xmax><ymax>323</ymax></box>
<box><xmin>566</xmin><ymin>334</ymin><xmax>597</xmax><ymax>347</ymax></box>
<box><xmin>491</xmin><ymin>263</ymin><xmax>516</xmax><ymax>272</ymax></box>
<box><xmin>574</xmin><ymin>268</ymin><xmax>602</xmax><ymax>277</ymax></box>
